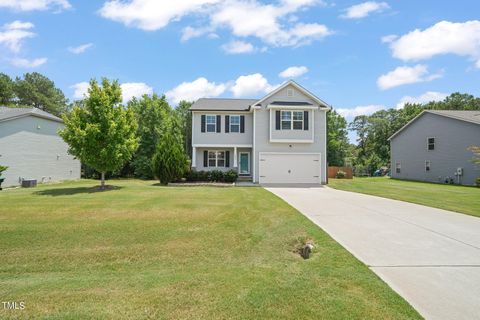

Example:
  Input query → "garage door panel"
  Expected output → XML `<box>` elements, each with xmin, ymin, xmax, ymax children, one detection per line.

<box><xmin>259</xmin><ymin>153</ymin><xmax>321</xmax><ymax>184</ymax></box>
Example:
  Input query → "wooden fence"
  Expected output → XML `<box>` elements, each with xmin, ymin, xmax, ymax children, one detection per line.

<box><xmin>328</xmin><ymin>166</ymin><xmax>353</xmax><ymax>179</ymax></box>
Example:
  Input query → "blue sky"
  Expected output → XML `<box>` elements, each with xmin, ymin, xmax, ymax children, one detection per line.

<box><xmin>1</xmin><ymin>0</ymin><xmax>480</xmax><ymax>124</ymax></box>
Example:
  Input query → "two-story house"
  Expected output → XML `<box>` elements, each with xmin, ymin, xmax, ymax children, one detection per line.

<box><xmin>190</xmin><ymin>80</ymin><xmax>330</xmax><ymax>184</ymax></box>
<box><xmin>389</xmin><ymin>110</ymin><xmax>480</xmax><ymax>186</ymax></box>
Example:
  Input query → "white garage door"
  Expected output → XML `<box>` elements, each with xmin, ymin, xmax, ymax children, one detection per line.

<box><xmin>259</xmin><ymin>153</ymin><xmax>321</xmax><ymax>184</ymax></box>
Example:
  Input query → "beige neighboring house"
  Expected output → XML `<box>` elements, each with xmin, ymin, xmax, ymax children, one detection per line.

<box><xmin>0</xmin><ymin>107</ymin><xmax>81</xmax><ymax>187</ymax></box>
<box><xmin>190</xmin><ymin>80</ymin><xmax>331</xmax><ymax>184</ymax></box>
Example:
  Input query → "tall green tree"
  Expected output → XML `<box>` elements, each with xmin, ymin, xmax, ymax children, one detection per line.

<box><xmin>15</xmin><ymin>72</ymin><xmax>68</xmax><ymax>116</ymax></box>
<box><xmin>174</xmin><ymin>100</ymin><xmax>193</xmax><ymax>158</ymax></box>
<box><xmin>59</xmin><ymin>79</ymin><xmax>138</xmax><ymax>189</ymax></box>
<box><xmin>128</xmin><ymin>94</ymin><xmax>171</xmax><ymax>179</ymax></box>
<box><xmin>152</xmin><ymin>117</ymin><xmax>188</xmax><ymax>184</ymax></box>
<box><xmin>327</xmin><ymin>110</ymin><xmax>350</xmax><ymax>166</ymax></box>
<box><xmin>0</xmin><ymin>73</ymin><xmax>15</xmax><ymax>105</ymax></box>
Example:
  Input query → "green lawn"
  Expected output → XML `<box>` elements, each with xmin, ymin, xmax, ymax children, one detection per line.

<box><xmin>329</xmin><ymin>177</ymin><xmax>480</xmax><ymax>218</ymax></box>
<box><xmin>0</xmin><ymin>179</ymin><xmax>420</xmax><ymax>319</ymax></box>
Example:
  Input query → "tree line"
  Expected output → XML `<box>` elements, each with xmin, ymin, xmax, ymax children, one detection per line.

<box><xmin>2</xmin><ymin>71</ymin><xmax>478</xmax><ymax>181</ymax></box>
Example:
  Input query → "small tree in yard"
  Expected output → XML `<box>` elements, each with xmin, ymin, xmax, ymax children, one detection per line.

<box><xmin>152</xmin><ymin>118</ymin><xmax>188</xmax><ymax>185</ymax></box>
<box><xmin>59</xmin><ymin>79</ymin><xmax>138</xmax><ymax>189</ymax></box>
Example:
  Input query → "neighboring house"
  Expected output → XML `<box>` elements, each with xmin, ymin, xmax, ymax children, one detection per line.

<box><xmin>389</xmin><ymin>110</ymin><xmax>480</xmax><ymax>186</ymax></box>
<box><xmin>0</xmin><ymin>107</ymin><xmax>81</xmax><ymax>187</ymax></box>
<box><xmin>190</xmin><ymin>80</ymin><xmax>330</xmax><ymax>184</ymax></box>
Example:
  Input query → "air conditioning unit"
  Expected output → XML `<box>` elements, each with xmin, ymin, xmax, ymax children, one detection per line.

<box><xmin>21</xmin><ymin>179</ymin><xmax>37</xmax><ymax>188</ymax></box>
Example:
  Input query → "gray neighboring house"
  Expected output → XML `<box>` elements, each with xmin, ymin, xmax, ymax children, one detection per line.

<box><xmin>190</xmin><ymin>80</ymin><xmax>331</xmax><ymax>184</ymax></box>
<box><xmin>389</xmin><ymin>110</ymin><xmax>480</xmax><ymax>186</ymax></box>
<box><xmin>0</xmin><ymin>107</ymin><xmax>81</xmax><ymax>187</ymax></box>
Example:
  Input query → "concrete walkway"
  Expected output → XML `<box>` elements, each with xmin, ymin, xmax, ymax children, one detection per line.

<box><xmin>266</xmin><ymin>186</ymin><xmax>480</xmax><ymax>320</ymax></box>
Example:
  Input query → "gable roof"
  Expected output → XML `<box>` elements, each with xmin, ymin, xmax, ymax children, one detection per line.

<box><xmin>254</xmin><ymin>80</ymin><xmax>331</xmax><ymax>109</ymax></box>
<box><xmin>190</xmin><ymin>98</ymin><xmax>257</xmax><ymax>111</ymax></box>
<box><xmin>388</xmin><ymin>110</ymin><xmax>480</xmax><ymax>141</ymax></box>
<box><xmin>0</xmin><ymin>106</ymin><xmax>63</xmax><ymax>123</ymax></box>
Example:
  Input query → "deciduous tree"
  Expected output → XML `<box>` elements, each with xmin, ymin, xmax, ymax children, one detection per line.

<box><xmin>59</xmin><ymin>79</ymin><xmax>138</xmax><ymax>189</ymax></box>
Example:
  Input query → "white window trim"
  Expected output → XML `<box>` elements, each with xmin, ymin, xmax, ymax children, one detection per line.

<box><xmin>280</xmin><ymin>110</ymin><xmax>303</xmax><ymax>131</ymax></box>
<box><xmin>230</xmin><ymin>115</ymin><xmax>240</xmax><ymax>133</ymax></box>
<box><xmin>425</xmin><ymin>160</ymin><xmax>431</xmax><ymax>172</ymax></box>
<box><xmin>207</xmin><ymin>150</ymin><xmax>226</xmax><ymax>168</ymax></box>
<box><xmin>427</xmin><ymin>136</ymin><xmax>435</xmax><ymax>151</ymax></box>
<box><xmin>206</xmin><ymin>115</ymin><xmax>216</xmax><ymax>133</ymax></box>
<box><xmin>395</xmin><ymin>161</ymin><xmax>401</xmax><ymax>173</ymax></box>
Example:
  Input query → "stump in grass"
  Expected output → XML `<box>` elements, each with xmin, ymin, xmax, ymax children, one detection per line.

<box><xmin>301</xmin><ymin>242</ymin><xmax>315</xmax><ymax>259</ymax></box>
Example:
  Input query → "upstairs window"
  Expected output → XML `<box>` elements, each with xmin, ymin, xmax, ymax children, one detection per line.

<box><xmin>427</xmin><ymin>137</ymin><xmax>435</xmax><ymax>151</ymax></box>
<box><xmin>280</xmin><ymin>110</ymin><xmax>303</xmax><ymax>130</ymax></box>
<box><xmin>206</xmin><ymin>115</ymin><xmax>216</xmax><ymax>132</ymax></box>
<box><xmin>281</xmin><ymin>111</ymin><xmax>292</xmax><ymax>130</ymax></box>
<box><xmin>293</xmin><ymin>111</ymin><xmax>304</xmax><ymax>130</ymax></box>
<box><xmin>230</xmin><ymin>115</ymin><xmax>240</xmax><ymax>133</ymax></box>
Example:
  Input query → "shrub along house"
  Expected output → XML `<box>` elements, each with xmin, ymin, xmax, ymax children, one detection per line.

<box><xmin>190</xmin><ymin>80</ymin><xmax>330</xmax><ymax>184</ymax></box>
<box><xmin>0</xmin><ymin>107</ymin><xmax>81</xmax><ymax>187</ymax></box>
<box><xmin>389</xmin><ymin>110</ymin><xmax>480</xmax><ymax>186</ymax></box>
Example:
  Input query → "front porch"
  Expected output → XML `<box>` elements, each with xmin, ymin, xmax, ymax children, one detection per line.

<box><xmin>192</xmin><ymin>145</ymin><xmax>253</xmax><ymax>180</ymax></box>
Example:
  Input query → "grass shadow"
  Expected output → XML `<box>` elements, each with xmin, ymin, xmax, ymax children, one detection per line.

<box><xmin>34</xmin><ymin>185</ymin><xmax>123</xmax><ymax>196</ymax></box>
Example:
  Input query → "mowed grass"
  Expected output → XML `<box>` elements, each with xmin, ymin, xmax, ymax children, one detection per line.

<box><xmin>330</xmin><ymin>177</ymin><xmax>480</xmax><ymax>218</ymax></box>
<box><xmin>0</xmin><ymin>180</ymin><xmax>420</xmax><ymax>320</ymax></box>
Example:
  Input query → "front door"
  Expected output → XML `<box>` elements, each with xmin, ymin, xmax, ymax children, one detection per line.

<box><xmin>239</xmin><ymin>152</ymin><xmax>250</xmax><ymax>175</ymax></box>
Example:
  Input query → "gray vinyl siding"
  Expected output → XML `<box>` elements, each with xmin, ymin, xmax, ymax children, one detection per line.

<box><xmin>390</xmin><ymin>112</ymin><xmax>480</xmax><ymax>186</ymax></box>
<box><xmin>192</xmin><ymin>111</ymin><xmax>253</xmax><ymax>146</ymax></box>
<box><xmin>253</xmin><ymin>85</ymin><xmax>327</xmax><ymax>184</ymax></box>
<box><xmin>194</xmin><ymin>147</ymin><xmax>252</xmax><ymax>172</ymax></box>
<box><xmin>0</xmin><ymin>116</ymin><xmax>81</xmax><ymax>187</ymax></box>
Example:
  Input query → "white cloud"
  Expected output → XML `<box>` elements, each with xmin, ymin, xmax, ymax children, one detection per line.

<box><xmin>71</xmin><ymin>82</ymin><xmax>89</xmax><ymax>100</ymax></box>
<box><xmin>0</xmin><ymin>20</ymin><xmax>35</xmax><ymax>53</ymax></box>
<box><xmin>230</xmin><ymin>73</ymin><xmax>277</xmax><ymax>97</ymax></box>
<box><xmin>68</xmin><ymin>43</ymin><xmax>93</xmax><ymax>54</ymax></box>
<box><xmin>121</xmin><ymin>82</ymin><xmax>153</xmax><ymax>103</ymax></box>
<box><xmin>377</xmin><ymin>64</ymin><xmax>443</xmax><ymax>90</ymax></box>
<box><xmin>221</xmin><ymin>40</ymin><xmax>255</xmax><ymax>54</ymax></box>
<box><xmin>0</xmin><ymin>0</ymin><xmax>71</xmax><ymax>11</ymax></box>
<box><xmin>100</xmin><ymin>0</ymin><xmax>332</xmax><ymax>48</ymax></box>
<box><xmin>396</xmin><ymin>91</ymin><xmax>448</xmax><ymax>109</ymax></box>
<box><xmin>166</xmin><ymin>77</ymin><xmax>226</xmax><ymax>104</ymax></box>
<box><xmin>336</xmin><ymin>105</ymin><xmax>385</xmax><ymax>118</ymax></box>
<box><xmin>210</xmin><ymin>1</ymin><xmax>332</xmax><ymax>47</ymax></box>
<box><xmin>279</xmin><ymin>66</ymin><xmax>308</xmax><ymax>78</ymax></box>
<box><xmin>388</xmin><ymin>20</ymin><xmax>480</xmax><ymax>68</ymax></box>
<box><xmin>381</xmin><ymin>34</ymin><xmax>397</xmax><ymax>43</ymax></box>
<box><xmin>11</xmin><ymin>57</ymin><xmax>47</xmax><ymax>68</ymax></box>
<box><xmin>99</xmin><ymin>0</ymin><xmax>219</xmax><ymax>31</ymax></box>
<box><xmin>341</xmin><ymin>1</ymin><xmax>389</xmax><ymax>19</ymax></box>
<box><xmin>71</xmin><ymin>81</ymin><xmax>153</xmax><ymax>103</ymax></box>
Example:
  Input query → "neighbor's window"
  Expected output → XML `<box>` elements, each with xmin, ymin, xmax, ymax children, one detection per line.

<box><xmin>230</xmin><ymin>115</ymin><xmax>240</xmax><ymax>133</ymax></box>
<box><xmin>427</xmin><ymin>137</ymin><xmax>435</xmax><ymax>150</ymax></box>
<box><xmin>206</xmin><ymin>115</ymin><xmax>216</xmax><ymax>133</ymax></box>
<box><xmin>425</xmin><ymin>160</ymin><xmax>431</xmax><ymax>172</ymax></box>
<box><xmin>281</xmin><ymin>111</ymin><xmax>292</xmax><ymax>130</ymax></box>
<box><xmin>208</xmin><ymin>151</ymin><xmax>225</xmax><ymax>167</ymax></box>
<box><xmin>395</xmin><ymin>161</ymin><xmax>401</xmax><ymax>174</ymax></box>
<box><xmin>281</xmin><ymin>110</ymin><xmax>303</xmax><ymax>130</ymax></box>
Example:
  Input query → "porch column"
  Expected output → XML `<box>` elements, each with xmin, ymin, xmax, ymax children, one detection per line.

<box><xmin>192</xmin><ymin>147</ymin><xmax>196</xmax><ymax>167</ymax></box>
<box><xmin>233</xmin><ymin>147</ymin><xmax>238</xmax><ymax>167</ymax></box>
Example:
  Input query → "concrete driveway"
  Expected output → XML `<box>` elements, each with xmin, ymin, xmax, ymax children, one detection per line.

<box><xmin>266</xmin><ymin>186</ymin><xmax>480</xmax><ymax>320</ymax></box>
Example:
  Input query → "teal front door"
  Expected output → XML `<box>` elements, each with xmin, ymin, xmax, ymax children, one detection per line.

<box><xmin>239</xmin><ymin>152</ymin><xmax>250</xmax><ymax>175</ymax></box>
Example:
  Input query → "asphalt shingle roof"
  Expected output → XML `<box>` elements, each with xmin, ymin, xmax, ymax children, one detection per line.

<box><xmin>190</xmin><ymin>98</ymin><xmax>258</xmax><ymax>111</ymax></box>
<box><xmin>426</xmin><ymin>110</ymin><xmax>480</xmax><ymax>125</ymax></box>
<box><xmin>0</xmin><ymin>107</ymin><xmax>63</xmax><ymax>123</ymax></box>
